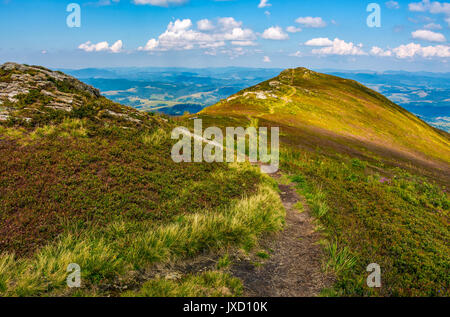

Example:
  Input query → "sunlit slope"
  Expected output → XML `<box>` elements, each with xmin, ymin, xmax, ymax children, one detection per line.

<box><xmin>202</xmin><ymin>68</ymin><xmax>450</xmax><ymax>163</ymax></box>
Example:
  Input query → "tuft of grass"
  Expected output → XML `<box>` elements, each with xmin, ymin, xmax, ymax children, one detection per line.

<box><xmin>0</xmin><ymin>184</ymin><xmax>284</xmax><ymax>296</ymax></box>
<box><xmin>122</xmin><ymin>271</ymin><xmax>243</xmax><ymax>297</ymax></box>
<box><xmin>256</xmin><ymin>251</ymin><xmax>270</xmax><ymax>259</ymax></box>
<box><xmin>216</xmin><ymin>254</ymin><xmax>231</xmax><ymax>269</ymax></box>
<box><xmin>142</xmin><ymin>128</ymin><xmax>167</xmax><ymax>147</ymax></box>
<box><xmin>322</xmin><ymin>240</ymin><xmax>356</xmax><ymax>274</ymax></box>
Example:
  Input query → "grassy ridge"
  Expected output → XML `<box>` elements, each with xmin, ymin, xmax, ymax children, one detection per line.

<box><xmin>198</xmin><ymin>66</ymin><xmax>450</xmax><ymax>296</ymax></box>
<box><xmin>0</xmin><ymin>64</ymin><xmax>285</xmax><ymax>296</ymax></box>
<box><xmin>203</xmin><ymin>68</ymin><xmax>450</xmax><ymax>164</ymax></box>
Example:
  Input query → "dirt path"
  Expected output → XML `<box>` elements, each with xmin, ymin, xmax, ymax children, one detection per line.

<box><xmin>175</xmin><ymin>130</ymin><xmax>334</xmax><ymax>296</ymax></box>
<box><xmin>231</xmin><ymin>173</ymin><xmax>334</xmax><ymax>296</ymax></box>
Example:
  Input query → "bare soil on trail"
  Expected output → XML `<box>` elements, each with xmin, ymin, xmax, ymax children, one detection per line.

<box><xmin>99</xmin><ymin>175</ymin><xmax>334</xmax><ymax>297</ymax></box>
<box><xmin>230</xmin><ymin>175</ymin><xmax>335</xmax><ymax>297</ymax></box>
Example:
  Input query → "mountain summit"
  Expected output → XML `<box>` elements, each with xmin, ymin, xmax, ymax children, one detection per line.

<box><xmin>202</xmin><ymin>67</ymin><xmax>450</xmax><ymax>168</ymax></box>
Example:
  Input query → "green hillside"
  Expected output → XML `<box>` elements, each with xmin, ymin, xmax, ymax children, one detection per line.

<box><xmin>203</xmin><ymin>68</ymin><xmax>450</xmax><ymax>168</ymax></box>
<box><xmin>1</xmin><ymin>64</ymin><xmax>448</xmax><ymax>297</ymax></box>
<box><xmin>0</xmin><ymin>63</ymin><xmax>284</xmax><ymax>296</ymax></box>
<box><xmin>200</xmin><ymin>68</ymin><xmax>450</xmax><ymax>296</ymax></box>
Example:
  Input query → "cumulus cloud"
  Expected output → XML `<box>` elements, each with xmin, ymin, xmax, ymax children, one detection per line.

<box><xmin>286</xmin><ymin>26</ymin><xmax>302</xmax><ymax>33</ymax></box>
<box><xmin>424</xmin><ymin>22</ymin><xmax>443</xmax><ymax>29</ymax></box>
<box><xmin>310</xmin><ymin>38</ymin><xmax>366</xmax><ymax>55</ymax></box>
<box><xmin>217</xmin><ymin>47</ymin><xmax>250</xmax><ymax>59</ymax></box>
<box><xmin>197</xmin><ymin>19</ymin><xmax>214</xmax><ymax>31</ymax></box>
<box><xmin>305</xmin><ymin>37</ymin><xmax>333</xmax><ymax>46</ymax></box>
<box><xmin>109</xmin><ymin>40</ymin><xmax>123</xmax><ymax>52</ymax></box>
<box><xmin>262</xmin><ymin>26</ymin><xmax>289</xmax><ymax>40</ymax></box>
<box><xmin>218</xmin><ymin>17</ymin><xmax>242</xmax><ymax>30</ymax></box>
<box><xmin>78</xmin><ymin>40</ymin><xmax>123</xmax><ymax>53</ymax></box>
<box><xmin>258</xmin><ymin>0</ymin><xmax>271</xmax><ymax>8</ymax></box>
<box><xmin>412</xmin><ymin>29</ymin><xmax>446</xmax><ymax>42</ymax></box>
<box><xmin>133</xmin><ymin>0</ymin><xmax>188</xmax><ymax>6</ymax></box>
<box><xmin>289</xmin><ymin>51</ymin><xmax>302</xmax><ymax>57</ymax></box>
<box><xmin>385</xmin><ymin>1</ymin><xmax>400</xmax><ymax>9</ymax></box>
<box><xmin>231</xmin><ymin>41</ymin><xmax>257</xmax><ymax>46</ymax></box>
<box><xmin>295</xmin><ymin>16</ymin><xmax>326</xmax><ymax>28</ymax></box>
<box><xmin>139</xmin><ymin>38</ymin><xmax>159</xmax><ymax>51</ymax></box>
<box><xmin>370</xmin><ymin>46</ymin><xmax>393</xmax><ymax>56</ymax></box>
<box><xmin>408</xmin><ymin>0</ymin><xmax>450</xmax><ymax>15</ymax></box>
<box><xmin>138</xmin><ymin>17</ymin><xmax>256</xmax><ymax>52</ymax></box>
<box><xmin>392</xmin><ymin>42</ymin><xmax>450</xmax><ymax>58</ymax></box>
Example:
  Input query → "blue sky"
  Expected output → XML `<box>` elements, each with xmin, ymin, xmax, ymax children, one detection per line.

<box><xmin>0</xmin><ymin>0</ymin><xmax>449</xmax><ymax>71</ymax></box>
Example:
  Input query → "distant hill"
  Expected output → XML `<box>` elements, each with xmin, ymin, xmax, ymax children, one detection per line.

<box><xmin>60</xmin><ymin>66</ymin><xmax>450</xmax><ymax>131</ymax></box>
<box><xmin>200</xmin><ymin>67</ymin><xmax>449</xmax><ymax>296</ymax></box>
<box><xmin>203</xmin><ymin>67</ymin><xmax>450</xmax><ymax>168</ymax></box>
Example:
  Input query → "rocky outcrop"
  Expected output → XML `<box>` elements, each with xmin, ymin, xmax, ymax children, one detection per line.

<box><xmin>0</xmin><ymin>62</ymin><xmax>103</xmax><ymax>121</ymax></box>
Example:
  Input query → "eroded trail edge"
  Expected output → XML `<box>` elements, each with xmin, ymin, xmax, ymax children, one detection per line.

<box><xmin>231</xmin><ymin>173</ymin><xmax>335</xmax><ymax>297</ymax></box>
<box><xmin>179</xmin><ymin>130</ymin><xmax>335</xmax><ymax>296</ymax></box>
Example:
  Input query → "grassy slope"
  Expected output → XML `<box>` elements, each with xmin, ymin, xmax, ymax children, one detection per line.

<box><xmin>200</xmin><ymin>68</ymin><xmax>450</xmax><ymax>296</ymax></box>
<box><xmin>0</xmin><ymin>65</ymin><xmax>284</xmax><ymax>296</ymax></box>
<box><xmin>203</xmin><ymin>68</ymin><xmax>450</xmax><ymax>168</ymax></box>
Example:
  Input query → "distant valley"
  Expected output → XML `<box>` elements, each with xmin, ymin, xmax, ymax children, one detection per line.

<box><xmin>61</xmin><ymin>67</ymin><xmax>282</xmax><ymax>116</ymax></box>
<box><xmin>61</xmin><ymin>67</ymin><xmax>450</xmax><ymax>132</ymax></box>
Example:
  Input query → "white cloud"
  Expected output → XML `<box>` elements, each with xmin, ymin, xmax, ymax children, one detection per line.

<box><xmin>411</xmin><ymin>29</ymin><xmax>446</xmax><ymax>42</ymax></box>
<box><xmin>138</xmin><ymin>17</ymin><xmax>255</xmax><ymax>52</ymax></box>
<box><xmin>258</xmin><ymin>0</ymin><xmax>271</xmax><ymax>8</ymax></box>
<box><xmin>261</xmin><ymin>26</ymin><xmax>289</xmax><ymax>40</ymax></box>
<box><xmin>79</xmin><ymin>40</ymin><xmax>123</xmax><ymax>53</ymax></box>
<box><xmin>289</xmin><ymin>51</ymin><xmax>302</xmax><ymax>57</ymax></box>
<box><xmin>392</xmin><ymin>42</ymin><xmax>450</xmax><ymax>58</ymax></box>
<box><xmin>219</xmin><ymin>47</ymin><xmax>249</xmax><ymax>59</ymax></box>
<box><xmin>385</xmin><ymin>1</ymin><xmax>400</xmax><ymax>9</ymax></box>
<box><xmin>286</xmin><ymin>26</ymin><xmax>302</xmax><ymax>33</ymax></box>
<box><xmin>424</xmin><ymin>22</ymin><xmax>443</xmax><ymax>29</ymax></box>
<box><xmin>110</xmin><ymin>40</ymin><xmax>123</xmax><ymax>53</ymax></box>
<box><xmin>218</xmin><ymin>17</ymin><xmax>242</xmax><ymax>30</ymax></box>
<box><xmin>139</xmin><ymin>38</ymin><xmax>158</xmax><ymax>51</ymax></box>
<box><xmin>295</xmin><ymin>16</ymin><xmax>326</xmax><ymax>28</ymax></box>
<box><xmin>446</xmin><ymin>16</ymin><xmax>450</xmax><ymax>26</ymax></box>
<box><xmin>305</xmin><ymin>37</ymin><xmax>333</xmax><ymax>46</ymax></box>
<box><xmin>370</xmin><ymin>46</ymin><xmax>393</xmax><ymax>56</ymax></box>
<box><xmin>133</xmin><ymin>0</ymin><xmax>188</xmax><ymax>6</ymax></box>
<box><xmin>197</xmin><ymin>19</ymin><xmax>214</xmax><ymax>31</ymax></box>
<box><xmin>224</xmin><ymin>27</ymin><xmax>256</xmax><ymax>40</ymax></box>
<box><xmin>263</xmin><ymin>56</ymin><xmax>271</xmax><ymax>62</ymax></box>
<box><xmin>408</xmin><ymin>0</ymin><xmax>450</xmax><ymax>15</ymax></box>
<box><xmin>311</xmin><ymin>38</ymin><xmax>366</xmax><ymax>55</ymax></box>
<box><xmin>231</xmin><ymin>41</ymin><xmax>257</xmax><ymax>46</ymax></box>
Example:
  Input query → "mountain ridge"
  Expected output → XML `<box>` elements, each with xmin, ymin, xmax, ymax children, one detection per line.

<box><xmin>202</xmin><ymin>67</ymin><xmax>450</xmax><ymax>167</ymax></box>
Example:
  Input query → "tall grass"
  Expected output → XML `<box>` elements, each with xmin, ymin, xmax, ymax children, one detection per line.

<box><xmin>122</xmin><ymin>271</ymin><xmax>243</xmax><ymax>297</ymax></box>
<box><xmin>322</xmin><ymin>240</ymin><xmax>356</xmax><ymax>274</ymax></box>
<box><xmin>0</xmin><ymin>183</ymin><xmax>284</xmax><ymax>296</ymax></box>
